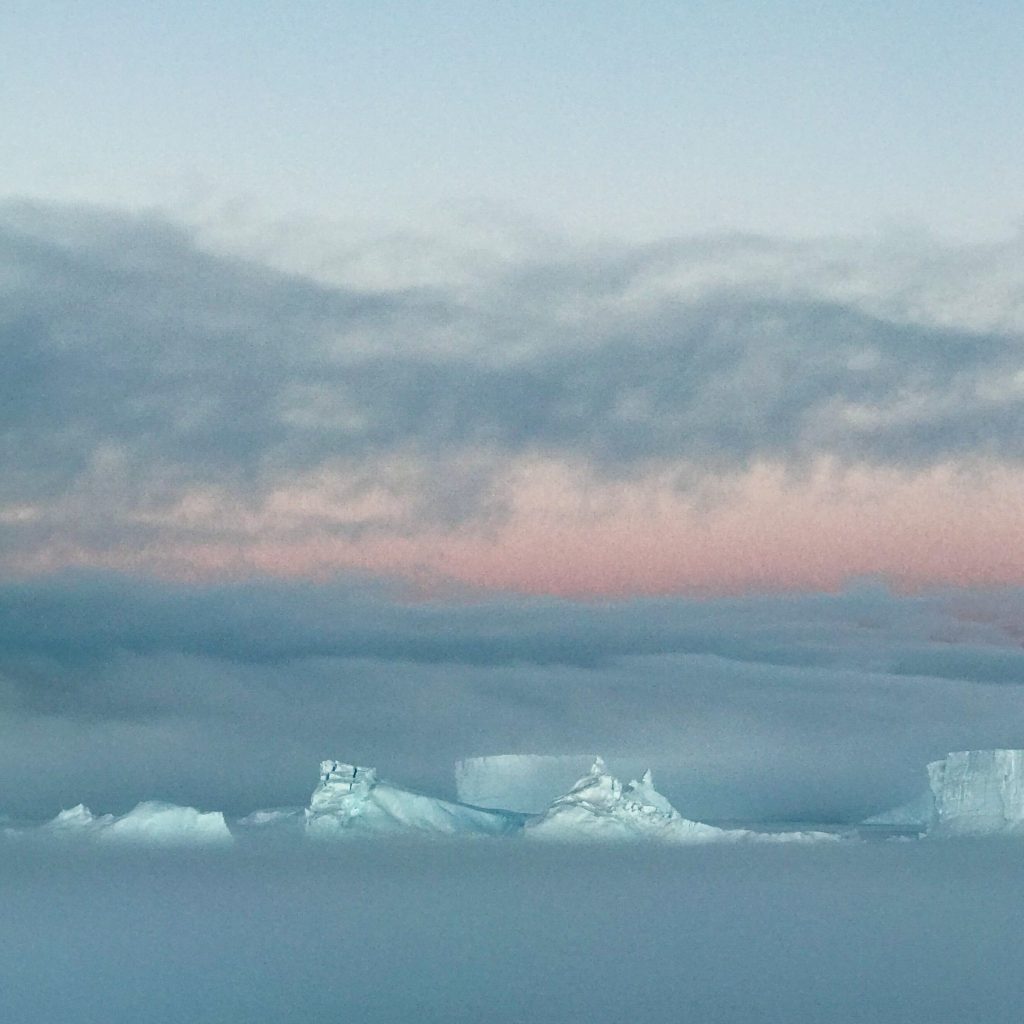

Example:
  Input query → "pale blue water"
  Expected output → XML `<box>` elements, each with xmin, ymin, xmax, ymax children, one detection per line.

<box><xmin>2</xmin><ymin>838</ymin><xmax>1021</xmax><ymax>1023</ymax></box>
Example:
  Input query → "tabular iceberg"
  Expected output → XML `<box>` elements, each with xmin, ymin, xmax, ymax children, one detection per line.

<box><xmin>306</xmin><ymin>760</ymin><xmax>525</xmax><ymax>838</ymax></box>
<box><xmin>927</xmin><ymin>750</ymin><xmax>1024</xmax><ymax>836</ymax></box>
<box><xmin>455</xmin><ymin>754</ymin><xmax>599</xmax><ymax>813</ymax></box>
<box><xmin>862</xmin><ymin>749</ymin><xmax>1024</xmax><ymax>837</ymax></box>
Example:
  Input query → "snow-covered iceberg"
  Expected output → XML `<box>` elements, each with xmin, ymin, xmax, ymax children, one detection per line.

<box><xmin>306</xmin><ymin>760</ymin><xmax>525</xmax><ymax>838</ymax></box>
<box><xmin>525</xmin><ymin>760</ymin><xmax>836</xmax><ymax>845</ymax></box>
<box><xmin>927</xmin><ymin>749</ymin><xmax>1024</xmax><ymax>837</ymax></box>
<box><xmin>101</xmin><ymin>801</ymin><xmax>233</xmax><ymax>846</ymax></box>
<box><xmin>42</xmin><ymin>803</ymin><xmax>116</xmax><ymax>836</ymax></box>
<box><xmin>36</xmin><ymin>801</ymin><xmax>232</xmax><ymax>846</ymax></box>
<box><xmin>455</xmin><ymin>754</ymin><xmax>598</xmax><ymax>813</ymax></box>
<box><xmin>525</xmin><ymin>759</ymin><xmax>732</xmax><ymax>843</ymax></box>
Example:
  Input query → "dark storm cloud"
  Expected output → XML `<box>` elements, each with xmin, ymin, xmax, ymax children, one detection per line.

<box><xmin>2</xmin><ymin>573</ymin><xmax>1024</xmax><ymax>821</ymax></box>
<box><xmin>2</xmin><ymin>201</ymin><xmax>1024</xmax><ymax>523</ymax></box>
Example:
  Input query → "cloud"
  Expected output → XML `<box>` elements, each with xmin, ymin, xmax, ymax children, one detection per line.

<box><xmin>2</xmin><ymin>573</ymin><xmax>1024</xmax><ymax>821</ymax></box>
<box><xmin>3</xmin><ymin>200</ymin><xmax>1024</xmax><ymax>573</ymax></box>
<box><xmin>4</xmin><ymin>571</ymin><xmax>1024</xmax><ymax>675</ymax></box>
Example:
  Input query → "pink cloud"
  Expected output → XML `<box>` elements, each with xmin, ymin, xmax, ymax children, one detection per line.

<box><xmin>9</xmin><ymin>458</ymin><xmax>1024</xmax><ymax>596</ymax></box>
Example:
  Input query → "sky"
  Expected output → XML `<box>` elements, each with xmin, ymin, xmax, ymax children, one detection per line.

<box><xmin>3</xmin><ymin>2</ymin><xmax>1024</xmax><ymax>240</ymax></box>
<box><xmin>2</xmin><ymin>2</ymin><xmax>1024</xmax><ymax>819</ymax></box>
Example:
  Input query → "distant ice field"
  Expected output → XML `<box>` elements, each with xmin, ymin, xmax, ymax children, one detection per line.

<box><xmin>3</xmin><ymin>840</ymin><xmax>1022</xmax><ymax>1024</ymax></box>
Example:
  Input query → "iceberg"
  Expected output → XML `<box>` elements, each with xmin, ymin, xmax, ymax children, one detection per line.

<box><xmin>455</xmin><ymin>754</ymin><xmax>599</xmax><ymax>813</ymax></box>
<box><xmin>43</xmin><ymin>804</ymin><xmax>115</xmax><ymax>836</ymax></box>
<box><xmin>306</xmin><ymin>760</ymin><xmax>525</xmax><ymax>838</ymax></box>
<box><xmin>100</xmin><ymin>801</ymin><xmax>233</xmax><ymax>846</ymax></box>
<box><xmin>234</xmin><ymin>807</ymin><xmax>305</xmax><ymax>829</ymax></box>
<box><xmin>927</xmin><ymin>749</ymin><xmax>1024</xmax><ymax>837</ymax></box>
<box><xmin>6</xmin><ymin>756</ymin><xmax>843</xmax><ymax>848</ymax></box>
<box><xmin>525</xmin><ymin>759</ymin><xmax>739</xmax><ymax>844</ymax></box>
<box><xmin>35</xmin><ymin>801</ymin><xmax>232</xmax><ymax>846</ymax></box>
<box><xmin>865</xmin><ymin>749</ymin><xmax>1024</xmax><ymax>837</ymax></box>
<box><xmin>525</xmin><ymin>760</ymin><xmax>837</xmax><ymax>845</ymax></box>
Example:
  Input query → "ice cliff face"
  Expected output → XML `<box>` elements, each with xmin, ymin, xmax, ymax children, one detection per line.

<box><xmin>306</xmin><ymin>760</ymin><xmax>525</xmax><ymax>838</ymax></box>
<box><xmin>863</xmin><ymin>749</ymin><xmax>1024</xmax><ymax>837</ymax></box>
<box><xmin>927</xmin><ymin>750</ymin><xmax>1024</xmax><ymax>836</ymax></box>
<box><xmin>524</xmin><ymin>759</ymin><xmax>733</xmax><ymax>844</ymax></box>
<box><xmin>455</xmin><ymin>754</ymin><xmax>599</xmax><ymax>813</ymax></box>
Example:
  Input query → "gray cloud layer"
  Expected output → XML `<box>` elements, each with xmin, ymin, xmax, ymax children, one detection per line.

<box><xmin>2</xmin><ymin>573</ymin><xmax>1023</xmax><ymax>822</ymax></box>
<box><xmin>3</xmin><ymin>202</ymin><xmax>1024</xmax><ymax>540</ymax></box>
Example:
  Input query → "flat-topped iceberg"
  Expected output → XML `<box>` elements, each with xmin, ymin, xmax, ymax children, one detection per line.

<box><xmin>306</xmin><ymin>760</ymin><xmax>525</xmax><ymax>838</ymax></box>
<box><xmin>862</xmin><ymin>749</ymin><xmax>1024</xmax><ymax>837</ymax></box>
<box><xmin>455</xmin><ymin>754</ymin><xmax>599</xmax><ymax>814</ymax></box>
<box><xmin>927</xmin><ymin>750</ymin><xmax>1024</xmax><ymax>836</ymax></box>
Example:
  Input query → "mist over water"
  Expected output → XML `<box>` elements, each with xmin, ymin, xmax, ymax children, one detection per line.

<box><xmin>3</xmin><ymin>839</ymin><xmax>1022</xmax><ymax>1024</ymax></box>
